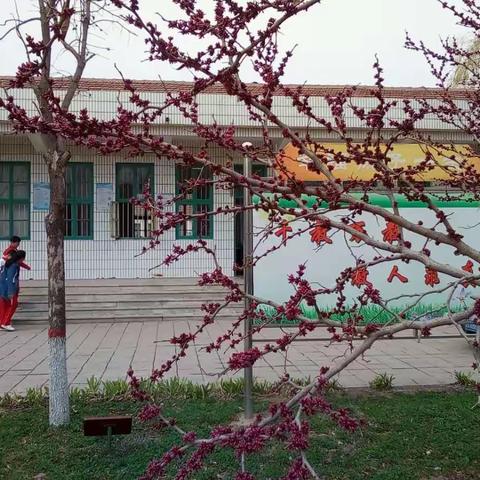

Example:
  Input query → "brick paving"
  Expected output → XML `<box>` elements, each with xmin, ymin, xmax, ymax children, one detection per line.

<box><xmin>0</xmin><ymin>321</ymin><xmax>474</xmax><ymax>394</ymax></box>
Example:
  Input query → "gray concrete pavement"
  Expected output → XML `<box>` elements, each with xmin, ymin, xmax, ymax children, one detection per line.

<box><xmin>0</xmin><ymin>321</ymin><xmax>475</xmax><ymax>394</ymax></box>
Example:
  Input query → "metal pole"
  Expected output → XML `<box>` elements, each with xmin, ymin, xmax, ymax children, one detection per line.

<box><xmin>243</xmin><ymin>151</ymin><xmax>254</xmax><ymax>420</ymax></box>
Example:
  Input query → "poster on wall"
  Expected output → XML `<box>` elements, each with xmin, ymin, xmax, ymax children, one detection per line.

<box><xmin>96</xmin><ymin>183</ymin><xmax>114</xmax><ymax>211</ymax></box>
<box><xmin>33</xmin><ymin>182</ymin><xmax>50</xmax><ymax>211</ymax></box>
<box><xmin>252</xmin><ymin>194</ymin><xmax>480</xmax><ymax>323</ymax></box>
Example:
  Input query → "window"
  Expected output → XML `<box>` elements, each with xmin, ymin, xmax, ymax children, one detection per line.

<box><xmin>233</xmin><ymin>164</ymin><xmax>267</xmax><ymax>270</ymax></box>
<box><xmin>0</xmin><ymin>162</ymin><xmax>30</xmax><ymax>240</ymax></box>
<box><xmin>176</xmin><ymin>164</ymin><xmax>213</xmax><ymax>239</ymax></box>
<box><xmin>115</xmin><ymin>163</ymin><xmax>154</xmax><ymax>238</ymax></box>
<box><xmin>66</xmin><ymin>163</ymin><xmax>93</xmax><ymax>239</ymax></box>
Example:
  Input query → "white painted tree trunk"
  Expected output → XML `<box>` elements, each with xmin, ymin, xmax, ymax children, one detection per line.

<box><xmin>48</xmin><ymin>336</ymin><xmax>70</xmax><ymax>426</ymax></box>
<box><xmin>45</xmin><ymin>156</ymin><xmax>70</xmax><ymax>426</ymax></box>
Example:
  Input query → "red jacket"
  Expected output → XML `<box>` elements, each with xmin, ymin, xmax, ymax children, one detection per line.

<box><xmin>2</xmin><ymin>246</ymin><xmax>31</xmax><ymax>271</ymax></box>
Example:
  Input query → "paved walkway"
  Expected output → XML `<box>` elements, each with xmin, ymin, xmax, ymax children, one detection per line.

<box><xmin>0</xmin><ymin>321</ymin><xmax>475</xmax><ymax>394</ymax></box>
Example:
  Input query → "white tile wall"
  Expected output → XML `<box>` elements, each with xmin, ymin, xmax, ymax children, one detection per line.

<box><xmin>0</xmin><ymin>137</ymin><xmax>235</xmax><ymax>280</ymax></box>
<box><xmin>0</xmin><ymin>87</ymin><xmax>472</xmax><ymax>132</ymax></box>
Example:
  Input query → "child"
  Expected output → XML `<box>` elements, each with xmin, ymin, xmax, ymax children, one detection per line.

<box><xmin>0</xmin><ymin>250</ymin><xmax>26</xmax><ymax>331</ymax></box>
<box><xmin>3</xmin><ymin>236</ymin><xmax>30</xmax><ymax>271</ymax></box>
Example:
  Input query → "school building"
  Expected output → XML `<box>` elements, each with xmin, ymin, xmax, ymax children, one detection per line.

<box><xmin>0</xmin><ymin>78</ymin><xmax>474</xmax><ymax>285</ymax></box>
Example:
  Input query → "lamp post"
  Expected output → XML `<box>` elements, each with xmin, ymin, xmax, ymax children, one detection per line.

<box><xmin>242</xmin><ymin>141</ymin><xmax>254</xmax><ymax>420</ymax></box>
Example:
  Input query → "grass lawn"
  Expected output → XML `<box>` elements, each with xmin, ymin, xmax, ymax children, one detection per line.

<box><xmin>0</xmin><ymin>391</ymin><xmax>479</xmax><ymax>479</ymax></box>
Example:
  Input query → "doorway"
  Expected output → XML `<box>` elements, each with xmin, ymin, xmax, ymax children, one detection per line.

<box><xmin>233</xmin><ymin>163</ymin><xmax>267</xmax><ymax>276</ymax></box>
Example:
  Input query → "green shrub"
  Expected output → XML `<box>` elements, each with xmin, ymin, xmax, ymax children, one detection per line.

<box><xmin>369</xmin><ymin>372</ymin><xmax>395</xmax><ymax>391</ymax></box>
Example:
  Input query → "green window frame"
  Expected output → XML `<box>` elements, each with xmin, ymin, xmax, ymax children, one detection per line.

<box><xmin>175</xmin><ymin>164</ymin><xmax>214</xmax><ymax>240</ymax></box>
<box><xmin>115</xmin><ymin>163</ymin><xmax>154</xmax><ymax>239</ymax></box>
<box><xmin>66</xmin><ymin>163</ymin><xmax>94</xmax><ymax>239</ymax></box>
<box><xmin>0</xmin><ymin>162</ymin><xmax>30</xmax><ymax>240</ymax></box>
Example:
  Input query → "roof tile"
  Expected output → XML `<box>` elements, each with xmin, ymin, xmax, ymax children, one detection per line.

<box><xmin>0</xmin><ymin>76</ymin><xmax>470</xmax><ymax>100</ymax></box>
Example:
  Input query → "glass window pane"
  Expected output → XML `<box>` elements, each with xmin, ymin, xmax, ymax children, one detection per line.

<box><xmin>14</xmin><ymin>221</ymin><xmax>28</xmax><ymax>238</ymax></box>
<box><xmin>13</xmin><ymin>164</ymin><xmax>28</xmax><ymax>182</ymax></box>
<box><xmin>66</xmin><ymin>164</ymin><xmax>93</xmax><ymax>238</ymax></box>
<box><xmin>0</xmin><ymin>164</ymin><xmax>9</xmax><ymax>200</ymax></box>
<box><xmin>196</xmin><ymin>204</ymin><xmax>211</xmax><ymax>237</ymax></box>
<box><xmin>176</xmin><ymin>164</ymin><xmax>212</xmax><ymax>239</ymax></box>
<box><xmin>117</xmin><ymin>165</ymin><xmax>135</xmax><ymax>200</ymax></box>
<box><xmin>13</xmin><ymin>181</ymin><xmax>29</xmax><ymax>199</ymax></box>
<box><xmin>0</xmin><ymin>182</ymin><xmax>8</xmax><ymax>200</ymax></box>
<box><xmin>0</xmin><ymin>203</ymin><xmax>8</xmax><ymax>238</ymax></box>
<box><xmin>13</xmin><ymin>203</ymin><xmax>28</xmax><ymax>222</ymax></box>
<box><xmin>180</xmin><ymin>204</ymin><xmax>193</xmax><ymax>237</ymax></box>
<box><xmin>0</xmin><ymin>164</ymin><xmax>30</xmax><ymax>239</ymax></box>
<box><xmin>13</xmin><ymin>165</ymin><xmax>29</xmax><ymax>199</ymax></box>
<box><xmin>76</xmin><ymin>204</ymin><xmax>91</xmax><ymax>237</ymax></box>
<box><xmin>65</xmin><ymin>204</ymin><xmax>73</xmax><ymax>237</ymax></box>
<box><xmin>83</xmin><ymin>166</ymin><xmax>93</xmax><ymax>198</ymax></box>
<box><xmin>119</xmin><ymin>202</ymin><xmax>134</xmax><ymax>237</ymax></box>
<box><xmin>66</xmin><ymin>166</ymin><xmax>74</xmax><ymax>200</ymax></box>
<box><xmin>196</xmin><ymin>183</ymin><xmax>211</xmax><ymax>200</ymax></box>
<box><xmin>0</xmin><ymin>203</ymin><xmax>8</xmax><ymax>222</ymax></box>
<box><xmin>74</xmin><ymin>164</ymin><xmax>93</xmax><ymax>200</ymax></box>
<box><xmin>136</xmin><ymin>165</ymin><xmax>152</xmax><ymax>198</ymax></box>
<box><xmin>0</xmin><ymin>221</ymin><xmax>8</xmax><ymax>238</ymax></box>
<box><xmin>13</xmin><ymin>203</ymin><xmax>28</xmax><ymax>238</ymax></box>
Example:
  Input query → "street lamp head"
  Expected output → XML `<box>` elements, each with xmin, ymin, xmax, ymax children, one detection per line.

<box><xmin>242</xmin><ymin>141</ymin><xmax>253</xmax><ymax>149</ymax></box>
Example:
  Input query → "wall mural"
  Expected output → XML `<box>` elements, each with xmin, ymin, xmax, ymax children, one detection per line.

<box><xmin>253</xmin><ymin>195</ymin><xmax>480</xmax><ymax>326</ymax></box>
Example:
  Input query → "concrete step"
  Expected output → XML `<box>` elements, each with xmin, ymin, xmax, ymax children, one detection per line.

<box><xmin>19</xmin><ymin>300</ymin><xmax>244</xmax><ymax>311</ymax></box>
<box><xmin>15</xmin><ymin>315</ymin><xmax>242</xmax><ymax>325</ymax></box>
<box><xmin>20</xmin><ymin>285</ymin><xmax>236</xmax><ymax>296</ymax></box>
<box><xmin>20</xmin><ymin>293</ymin><xmax>235</xmax><ymax>303</ymax></box>
<box><xmin>15</xmin><ymin>277</ymin><xmax>245</xmax><ymax>324</ymax></box>
<box><xmin>14</xmin><ymin>308</ymin><xmax>242</xmax><ymax>322</ymax></box>
<box><xmin>22</xmin><ymin>278</ymin><xmax>244</xmax><ymax>287</ymax></box>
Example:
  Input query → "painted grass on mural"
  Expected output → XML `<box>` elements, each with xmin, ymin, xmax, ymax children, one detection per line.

<box><xmin>255</xmin><ymin>302</ymin><xmax>461</xmax><ymax>326</ymax></box>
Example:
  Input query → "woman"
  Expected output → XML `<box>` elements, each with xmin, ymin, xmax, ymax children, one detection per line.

<box><xmin>0</xmin><ymin>250</ymin><xmax>26</xmax><ymax>332</ymax></box>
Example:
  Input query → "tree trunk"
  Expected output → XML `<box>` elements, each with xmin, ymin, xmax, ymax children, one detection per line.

<box><xmin>45</xmin><ymin>154</ymin><xmax>69</xmax><ymax>426</ymax></box>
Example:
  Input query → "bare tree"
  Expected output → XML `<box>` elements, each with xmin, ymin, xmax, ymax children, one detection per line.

<box><xmin>0</xmin><ymin>0</ymin><xmax>115</xmax><ymax>426</ymax></box>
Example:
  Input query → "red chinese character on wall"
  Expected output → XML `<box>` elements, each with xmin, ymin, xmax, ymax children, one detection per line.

<box><xmin>462</xmin><ymin>260</ymin><xmax>474</xmax><ymax>273</ymax></box>
<box><xmin>351</xmin><ymin>266</ymin><xmax>372</xmax><ymax>288</ymax></box>
<box><xmin>349</xmin><ymin>221</ymin><xmax>367</xmax><ymax>243</ymax></box>
<box><xmin>387</xmin><ymin>265</ymin><xmax>408</xmax><ymax>284</ymax></box>
<box><xmin>424</xmin><ymin>267</ymin><xmax>440</xmax><ymax>287</ymax></box>
<box><xmin>275</xmin><ymin>221</ymin><xmax>293</xmax><ymax>243</ymax></box>
<box><xmin>381</xmin><ymin>221</ymin><xmax>401</xmax><ymax>244</ymax></box>
<box><xmin>461</xmin><ymin>260</ymin><xmax>475</xmax><ymax>287</ymax></box>
<box><xmin>309</xmin><ymin>221</ymin><xmax>332</xmax><ymax>246</ymax></box>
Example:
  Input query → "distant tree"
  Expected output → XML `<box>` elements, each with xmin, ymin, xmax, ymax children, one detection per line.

<box><xmin>450</xmin><ymin>37</ymin><xmax>480</xmax><ymax>86</ymax></box>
